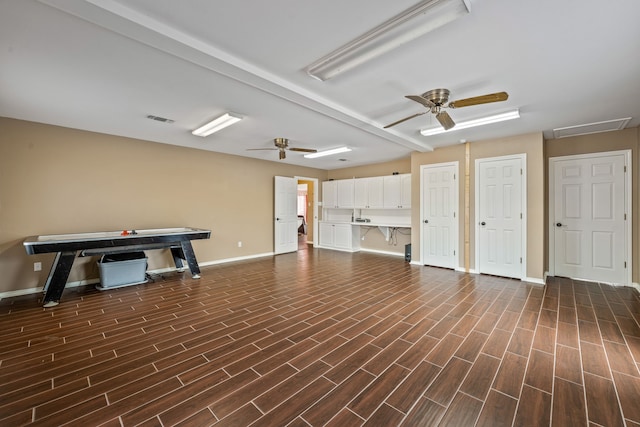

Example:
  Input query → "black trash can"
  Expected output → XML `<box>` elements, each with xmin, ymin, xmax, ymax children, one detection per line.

<box><xmin>404</xmin><ymin>244</ymin><xmax>411</xmax><ymax>262</ymax></box>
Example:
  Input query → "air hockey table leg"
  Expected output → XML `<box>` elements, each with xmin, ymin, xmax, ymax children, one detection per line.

<box><xmin>42</xmin><ymin>251</ymin><xmax>76</xmax><ymax>307</ymax></box>
<box><xmin>170</xmin><ymin>247</ymin><xmax>186</xmax><ymax>273</ymax></box>
<box><xmin>179</xmin><ymin>241</ymin><xmax>201</xmax><ymax>279</ymax></box>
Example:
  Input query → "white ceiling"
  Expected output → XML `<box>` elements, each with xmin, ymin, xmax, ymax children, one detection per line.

<box><xmin>1</xmin><ymin>0</ymin><xmax>639</xmax><ymax>170</ymax></box>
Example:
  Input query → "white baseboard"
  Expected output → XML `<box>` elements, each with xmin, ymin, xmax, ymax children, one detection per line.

<box><xmin>199</xmin><ymin>252</ymin><xmax>274</xmax><ymax>266</ymax></box>
<box><xmin>523</xmin><ymin>277</ymin><xmax>545</xmax><ymax>285</ymax></box>
<box><xmin>360</xmin><ymin>248</ymin><xmax>405</xmax><ymax>258</ymax></box>
<box><xmin>0</xmin><ymin>278</ymin><xmax>100</xmax><ymax>300</ymax></box>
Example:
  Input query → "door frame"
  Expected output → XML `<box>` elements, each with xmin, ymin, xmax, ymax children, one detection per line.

<box><xmin>548</xmin><ymin>149</ymin><xmax>631</xmax><ymax>285</ymax></box>
<box><xmin>474</xmin><ymin>153</ymin><xmax>527</xmax><ymax>279</ymax></box>
<box><xmin>295</xmin><ymin>176</ymin><xmax>319</xmax><ymax>247</ymax></box>
<box><xmin>420</xmin><ymin>161</ymin><xmax>460</xmax><ymax>269</ymax></box>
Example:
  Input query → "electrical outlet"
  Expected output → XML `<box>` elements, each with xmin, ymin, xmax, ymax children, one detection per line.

<box><xmin>34</xmin><ymin>262</ymin><xmax>42</xmax><ymax>272</ymax></box>
<box><xmin>237</xmin><ymin>241</ymin><xmax>242</xmax><ymax>248</ymax></box>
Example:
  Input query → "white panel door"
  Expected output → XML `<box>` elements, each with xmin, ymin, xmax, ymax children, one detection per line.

<box><xmin>274</xmin><ymin>176</ymin><xmax>298</xmax><ymax>254</ymax></box>
<box><xmin>552</xmin><ymin>153</ymin><xmax>627</xmax><ymax>284</ymax></box>
<box><xmin>421</xmin><ymin>163</ymin><xmax>458</xmax><ymax>269</ymax></box>
<box><xmin>477</xmin><ymin>156</ymin><xmax>523</xmax><ymax>279</ymax></box>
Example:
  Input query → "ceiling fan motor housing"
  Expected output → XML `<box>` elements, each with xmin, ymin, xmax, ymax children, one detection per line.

<box><xmin>423</xmin><ymin>88</ymin><xmax>450</xmax><ymax>106</ymax></box>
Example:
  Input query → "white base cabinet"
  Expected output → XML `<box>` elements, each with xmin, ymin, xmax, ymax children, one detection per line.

<box><xmin>318</xmin><ymin>222</ymin><xmax>360</xmax><ymax>252</ymax></box>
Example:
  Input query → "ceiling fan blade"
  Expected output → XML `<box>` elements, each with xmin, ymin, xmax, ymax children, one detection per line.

<box><xmin>406</xmin><ymin>95</ymin><xmax>435</xmax><ymax>108</ymax></box>
<box><xmin>384</xmin><ymin>112</ymin><xmax>427</xmax><ymax>128</ymax></box>
<box><xmin>246</xmin><ymin>148</ymin><xmax>277</xmax><ymax>151</ymax></box>
<box><xmin>436</xmin><ymin>111</ymin><xmax>455</xmax><ymax>130</ymax></box>
<box><xmin>448</xmin><ymin>91</ymin><xmax>508</xmax><ymax>109</ymax></box>
<box><xmin>288</xmin><ymin>147</ymin><xmax>318</xmax><ymax>153</ymax></box>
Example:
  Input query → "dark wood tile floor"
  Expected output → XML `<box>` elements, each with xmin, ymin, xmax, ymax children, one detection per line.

<box><xmin>2</xmin><ymin>246</ymin><xmax>640</xmax><ymax>426</ymax></box>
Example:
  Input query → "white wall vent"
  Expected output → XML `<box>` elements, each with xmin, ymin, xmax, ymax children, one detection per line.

<box><xmin>552</xmin><ymin>117</ymin><xmax>631</xmax><ymax>139</ymax></box>
<box><xmin>146</xmin><ymin>115</ymin><xmax>174</xmax><ymax>124</ymax></box>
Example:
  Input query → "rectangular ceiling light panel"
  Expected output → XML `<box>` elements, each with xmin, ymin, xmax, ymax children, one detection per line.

<box><xmin>304</xmin><ymin>146</ymin><xmax>352</xmax><ymax>158</ymax></box>
<box><xmin>305</xmin><ymin>0</ymin><xmax>470</xmax><ymax>81</ymax></box>
<box><xmin>420</xmin><ymin>110</ymin><xmax>520</xmax><ymax>136</ymax></box>
<box><xmin>192</xmin><ymin>112</ymin><xmax>243</xmax><ymax>137</ymax></box>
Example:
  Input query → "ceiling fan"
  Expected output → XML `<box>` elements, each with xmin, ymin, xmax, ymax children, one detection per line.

<box><xmin>384</xmin><ymin>89</ymin><xmax>508</xmax><ymax>130</ymax></box>
<box><xmin>247</xmin><ymin>138</ymin><xmax>318</xmax><ymax>160</ymax></box>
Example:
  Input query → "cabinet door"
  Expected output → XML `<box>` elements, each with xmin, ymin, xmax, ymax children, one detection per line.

<box><xmin>383</xmin><ymin>176</ymin><xmax>401</xmax><ymax>208</ymax></box>
<box><xmin>323</xmin><ymin>181</ymin><xmax>337</xmax><ymax>208</ymax></box>
<box><xmin>333</xmin><ymin>224</ymin><xmax>352</xmax><ymax>249</ymax></box>
<box><xmin>319</xmin><ymin>222</ymin><xmax>334</xmax><ymax>246</ymax></box>
<box><xmin>400</xmin><ymin>174</ymin><xmax>411</xmax><ymax>208</ymax></box>
<box><xmin>336</xmin><ymin>179</ymin><xmax>354</xmax><ymax>208</ymax></box>
<box><xmin>354</xmin><ymin>178</ymin><xmax>368</xmax><ymax>208</ymax></box>
<box><xmin>368</xmin><ymin>177</ymin><xmax>384</xmax><ymax>208</ymax></box>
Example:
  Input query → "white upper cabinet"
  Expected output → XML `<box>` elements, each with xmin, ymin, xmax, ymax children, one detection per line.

<box><xmin>323</xmin><ymin>180</ymin><xmax>337</xmax><ymax>208</ymax></box>
<box><xmin>323</xmin><ymin>179</ymin><xmax>354</xmax><ymax>209</ymax></box>
<box><xmin>383</xmin><ymin>174</ymin><xmax>411</xmax><ymax>209</ymax></box>
<box><xmin>337</xmin><ymin>179</ymin><xmax>354</xmax><ymax>209</ymax></box>
<box><xmin>401</xmin><ymin>174</ymin><xmax>411</xmax><ymax>208</ymax></box>
<box><xmin>354</xmin><ymin>177</ymin><xmax>384</xmax><ymax>209</ymax></box>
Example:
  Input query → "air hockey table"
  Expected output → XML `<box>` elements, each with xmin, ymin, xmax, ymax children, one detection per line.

<box><xmin>24</xmin><ymin>227</ymin><xmax>211</xmax><ymax>307</ymax></box>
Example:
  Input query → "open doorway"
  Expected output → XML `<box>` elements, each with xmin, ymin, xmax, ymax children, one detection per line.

<box><xmin>297</xmin><ymin>178</ymin><xmax>317</xmax><ymax>249</ymax></box>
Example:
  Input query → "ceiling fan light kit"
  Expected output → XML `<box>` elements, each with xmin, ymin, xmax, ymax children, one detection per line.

<box><xmin>420</xmin><ymin>109</ymin><xmax>521</xmax><ymax>136</ymax></box>
<box><xmin>305</xmin><ymin>0</ymin><xmax>470</xmax><ymax>81</ymax></box>
<box><xmin>192</xmin><ymin>112</ymin><xmax>243</xmax><ymax>137</ymax></box>
<box><xmin>304</xmin><ymin>146</ymin><xmax>352</xmax><ymax>159</ymax></box>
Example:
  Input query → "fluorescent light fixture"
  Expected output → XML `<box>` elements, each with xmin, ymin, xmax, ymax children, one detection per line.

<box><xmin>420</xmin><ymin>110</ymin><xmax>520</xmax><ymax>136</ymax></box>
<box><xmin>192</xmin><ymin>112</ymin><xmax>242</xmax><ymax>137</ymax></box>
<box><xmin>304</xmin><ymin>146</ymin><xmax>352</xmax><ymax>159</ymax></box>
<box><xmin>305</xmin><ymin>0</ymin><xmax>470</xmax><ymax>81</ymax></box>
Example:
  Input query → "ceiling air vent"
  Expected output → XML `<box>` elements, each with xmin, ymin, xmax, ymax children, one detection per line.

<box><xmin>146</xmin><ymin>115</ymin><xmax>174</xmax><ymax>124</ymax></box>
<box><xmin>552</xmin><ymin>117</ymin><xmax>631</xmax><ymax>139</ymax></box>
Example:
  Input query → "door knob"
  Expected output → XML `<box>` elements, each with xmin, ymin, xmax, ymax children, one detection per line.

<box><xmin>480</xmin><ymin>221</ymin><xmax>486</xmax><ymax>226</ymax></box>
<box><xmin>276</xmin><ymin>218</ymin><xmax>280</xmax><ymax>221</ymax></box>
<box><xmin>424</xmin><ymin>219</ymin><xmax>429</xmax><ymax>224</ymax></box>
<box><xmin>556</xmin><ymin>222</ymin><xmax>562</xmax><ymax>227</ymax></box>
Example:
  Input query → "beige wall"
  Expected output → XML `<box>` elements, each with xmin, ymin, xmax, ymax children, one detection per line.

<box><xmin>545</xmin><ymin>127</ymin><xmax>640</xmax><ymax>283</ymax></box>
<box><xmin>0</xmin><ymin>118</ymin><xmax>328</xmax><ymax>293</ymax></box>
<box><xmin>3</xmin><ymin>117</ymin><xmax>638</xmax><ymax>294</ymax></box>
<box><xmin>469</xmin><ymin>133</ymin><xmax>545</xmax><ymax>280</ymax></box>
<box><xmin>411</xmin><ymin>133</ymin><xmax>545</xmax><ymax>281</ymax></box>
<box><xmin>327</xmin><ymin>158</ymin><xmax>411</xmax><ymax>180</ymax></box>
